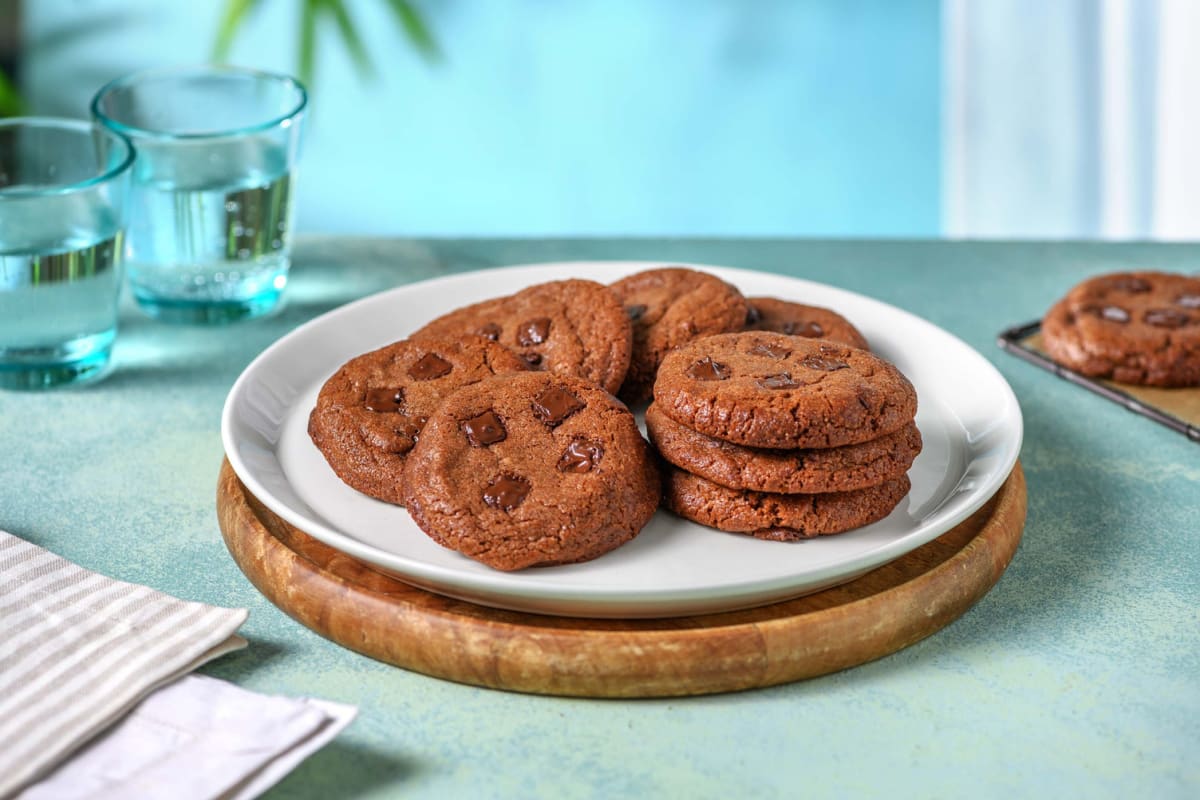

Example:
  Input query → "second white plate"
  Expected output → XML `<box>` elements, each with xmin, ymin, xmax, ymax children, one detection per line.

<box><xmin>222</xmin><ymin>261</ymin><xmax>1022</xmax><ymax>618</ymax></box>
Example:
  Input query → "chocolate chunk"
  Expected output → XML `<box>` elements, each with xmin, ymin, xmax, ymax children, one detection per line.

<box><xmin>1144</xmin><ymin>308</ymin><xmax>1190</xmax><ymax>328</ymax></box>
<box><xmin>1099</xmin><ymin>305</ymin><xmax>1131</xmax><ymax>323</ymax></box>
<box><xmin>782</xmin><ymin>320</ymin><xmax>824</xmax><ymax>338</ymax></box>
<box><xmin>626</xmin><ymin>304</ymin><xmax>648</xmax><ymax>321</ymax></box>
<box><xmin>364</xmin><ymin>387</ymin><xmax>404</xmax><ymax>412</ymax></box>
<box><xmin>532</xmin><ymin>386</ymin><xmax>585</xmax><ymax>427</ymax></box>
<box><xmin>516</xmin><ymin>317</ymin><xmax>551</xmax><ymax>347</ymax></box>
<box><xmin>758</xmin><ymin>372</ymin><xmax>799</xmax><ymax>390</ymax></box>
<box><xmin>557</xmin><ymin>438</ymin><xmax>604</xmax><ymax>473</ymax></box>
<box><xmin>483</xmin><ymin>475</ymin><xmax>531</xmax><ymax>511</ymax></box>
<box><xmin>461</xmin><ymin>410</ymin><xmax>507</xmax><ymax>446</ymax></box>
<box><xmin>1111</xmin><ymin>276</ymin><xmax>1152</xmax><ymax>293</ymax></box>
<box><xmin>1176</xmin><ymin>294</ymin><xmax>1200</xmax><ymax>309</ymax></box>
<box><xmin>409</xmin><ymin>352</ymin><xmax>452</xmax><ymax>381</ymax></box>
<box><xmin>387</xmin><ymin>415</ymin><xmax>426</xmax><ymax>454</ymax></box>
<box><xmin>748</xmin><ymin>341</ymin><xmax>790</xmax><ymax>359</ymax></box>
<box><xmin>800</xmin><ymin>355</ymin><xmax>849</xmax><ymax>371</ymax></box>
<box><xmin>745</xmin><ymin>305</ymin><xmax>762</xmax><ymax>325</ymax></box>
<box><xmin>687</xmin><ymin>356</ymin><xmax>731</xmax><ymax>381</ymax></box>
<box><xmin>521</xmin><ymin>352</ymin><xmax>543</xmax><ymax>367</ymax></box>
<box><xmin>475</xmin><ymin>322</ymin><xmax>502</xmax><ymax>341</ymax></box>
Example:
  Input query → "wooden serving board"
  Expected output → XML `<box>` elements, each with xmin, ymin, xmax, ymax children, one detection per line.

<box><xmin>217</xmin><ymin>458</ymin><xmax>1026</xmax><ymax>698</ymax></box>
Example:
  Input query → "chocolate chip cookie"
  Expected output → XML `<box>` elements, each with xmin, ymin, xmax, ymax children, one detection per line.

<box><xmin>663</xmin><ymin>467</ymin><xmax>911</xmax><ymax>541</ymax></box>
<box><xmin>609</xmin><ymin>266</ymin><xmax>748</xmax><ymax>403</ymax></box>
<box><xmin>744</xmin><ymin>297</ymin><xmax>869</xmax><ymax>350</ymax></box>
<box><xmin>647</xmin><ymin>403</ymin><xmax>921</xmax><ymax>494</ymax></box>
<box><xmin>653</xmin><ymin>331</ymin><xmax>918</xmax><ymax>449</ymax></box>
<box><xmin>1041</xmin><ymin>270</ymin><xmax>1200</xmax><ymax>386</ymax></box>
<box><xmin>308</xmin><ymin>335</ymin><xmax>529</xmax><ymax>505</ymax></box>
<box><xmin>403</xmin><ymin>371</ymin><xmax>661</xmax><ymax>571</ymax></box>
<box><xmin>410</xmin><ymin>278</ymin><xmax>632</xmax><ymax>395</ymax></box>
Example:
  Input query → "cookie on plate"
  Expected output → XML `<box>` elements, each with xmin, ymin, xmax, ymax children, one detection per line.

<box><xmin>743</xmin><ymin>296</ymin><xmax>869</xmax><ymax>350</ymax></box>
<box><xmin>308</xmin><ymin>335</ymin><xmax>529</xmax><ymax>505</ymax></box>
<box><xmin>1041</xmin><ymin>270</ymin><xmax>1200</xmax><ymax>387</ymax></box>
<box><xmin>646</xmin><ymin>403</ymin><xmax>921</xmax><ymax>494</ymax></box>
<box><xmin>608</xmin><ymin>266</ymin><xmax>748</xmax><ymax>403</ymax></box>
<box><xmin>653</xmin><ymin>331</ymin><xmax>918</xmax><ymax>449</ymax></box>
<box><xmin>410</xmin><ymin>278</ymin><xmax>632</xmax><ymax>395</ymax></box>
<box><xmin>403</xmin><ymin>371</ymin><xmax>661</xmax><ymax>571</ymax></box>
<box><xmin>663</xmin><ymin>466</ymin><xmax>911</xmax><ymax>541</ymax></box>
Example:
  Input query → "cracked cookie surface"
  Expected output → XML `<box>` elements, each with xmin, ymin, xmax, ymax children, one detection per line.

<box><xmin>1041</xmin><ymin>270</ymin><xmax>1200</xmax><ymax>387</ymax></box>
<box><xmin>411</xmin><ymin>278</ymin><xmax>632</xmax><ymax>395</ymax></box>
<box><xmin>647</xmin><ymin>403</ymin><xmax>921</xmax><ymax>494</ymax></box>
<box><xmin>653</xmin><ymin>331</ymin><xmax>917</xmax><ymax>449</ymax></box>
<box><xmin>402</xmin><ymin>371</ymin><xmax>660</xmax><ymax>571</ymax></box>
<box><xmin>308</xmin><ymin>335</ymin><xmax>529</xmax><ymax>505</ymax></box>
<box><xmin>609</xmin><ymin>266</ymin><xmax>748</xmax><ymax>403</ymax></box>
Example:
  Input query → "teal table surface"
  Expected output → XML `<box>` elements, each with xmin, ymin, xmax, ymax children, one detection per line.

<box><xmin>2</xmin><ymin>238</ymin><xmax>1197</xmax><ymax>799</ymax></box>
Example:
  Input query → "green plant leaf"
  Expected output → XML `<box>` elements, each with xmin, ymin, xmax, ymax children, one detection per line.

<box><xmin>298</xmin><ymin>0</ymin><xmax>319</xmax><ymax>87</ymax></box>
<box><xmin>382</xmin><ymin>0</ymin><xmax>440</xmax><ymax>61</ymax></box>
<box><xmin>0</xmin><ymin>69</ymin><xmax>23</xmax><ymax>118</ymax></box>
<box><xmin>213</xmin><ymin>0</ymin><xmax>265</xmax><ymax>61</ymax></box>
<box><xmin>323</xmin><ymin>0</ymin><xmax>374</xmax><ymax>78</ymax></box>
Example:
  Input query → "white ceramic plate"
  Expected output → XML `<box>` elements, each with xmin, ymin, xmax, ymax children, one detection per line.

<box><xmin>222</xmin><ymin>262</ymin><xmax>1022</xmax><ymax>618</ymax></box>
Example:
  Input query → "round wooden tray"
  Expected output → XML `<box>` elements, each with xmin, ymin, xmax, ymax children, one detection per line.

<box><xmin>217</xmin><ymin>458</ymin><xmax>1026</xmax><ymax>698</ymax></box>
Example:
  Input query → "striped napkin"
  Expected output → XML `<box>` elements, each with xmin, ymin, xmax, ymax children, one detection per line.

<box><xmin>0</xmin><ymin>529</ymin><xmax>295</xmax><ymax>798</ymax></box>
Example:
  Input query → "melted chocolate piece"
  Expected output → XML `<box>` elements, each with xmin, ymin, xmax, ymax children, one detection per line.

<box><xmin>1110</xmin><ymin>276</ymin><xmax>1152</xmax><ymax>293</ymax></box>
<box><xmin>748</xmin><ymin>341</ymin><xmax>790</xmax><ymax>359</ymax></box>
<box><xmin>687</xmin><ymin>356</ymin><xmax>731</xmax><ymax>381</ymax></box>
<box><xmin>1144</xmin><ymin>308</ymin><xmax>1190</xmax><ymax>328</ymax></box>
<box><xmin>745</xmin><ymin>305</ymin><xmax>762</xmax><ymax>325</ymax></box>
<box><xmin>483</xmin><ymin>474</ymin><xmax>531</xmax><ymax>511</ymax></box>
<box><xmin>1176</xmin><ymin>294</ymin><xmax>1200</xmax><ymax>309</ymax></box>
<box><xmin>409</xmin><ymin>352</ymin><xmax>452</xmax><ymax>381</ymax></box>
<box><xmin>387</xmin><ymin>415</ymin><xmax>426</xmax><ymax>454</ymax></box>
<box><xmin>532</xmin><ymin>386</ymin><xmax>585</xmax><ymax>427</ymax></box>
<box><xmin>782</xmin><ymin>320</ymin><xmax>824</xmax><ymax>338</ymax></box>
<box><xmin>1099</xmin><ymin>305</ymin><xmax>1131</xmax><ymax>323</ymax></box>
<box><xmin>557</xmin><ymin>438</ymin><xmax>604</xmax><ymax>473</ymax></box>
<box><xmin>516</xmin><ymin>317</ymin><xmax>551</xmax><ymax>347</ymax></box>
<box><xmin>476</xmin><ymin>322</ymin><xmax>502</xmax><ymax>341</ymax></box>
<box><xmin>521</xmin><ymin>352</ymin><xmax>543</xmax><ymax>367</ymax></box>
<box><xmin>800</xmin><ymin>355</ymin><xmax>849</xmax><ymax>371</ymax></box>
<box><xmin>759</xmin><ymin>372</ymin><xmax>799</xmax><ymax>390</ymax></box>
<box><xmin>461</xmin><ymin>410</ymin><xmax>507</xmax><ymax>446</ymax></box>
<box><xmin>626</xmin><ymin>304</ymin><xmax>648</xmax><ymax>321</ymax></box>
<box><xmin>364</xmin><ymin>387</ymin><xmax>404</xmax><ymax>412</ymax></box>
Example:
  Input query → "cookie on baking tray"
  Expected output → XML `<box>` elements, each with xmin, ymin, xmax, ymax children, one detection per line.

<box><xmin>663</xmin><ymin>467</ymin><xmax>911</xmax><ymax>541</ymax></box>
<box><xmin>1041</xmin><ymin>270</ymin><xmax>1200</xmax><ymax>387</ymax></box>
<box><xmin>411</xmin><ymin>278</ymin><xmax>632</xmax><ymax>395</ymax></box>
<box><xmin>308</xmin><ymin>335</ymin><xmax>529</xmax><ymax>505</ymax></box>
<box><xmin>743</xmin><ymin>296</ymin><xmax>870</xmax><ymax>350</ymax></box>
<box><xmin>402</xmin><ymin>371</ymin><xmax>661</xmax><ymax>571</ymax></box>
<box><xmin>653</xmin><ymin>331</ymin><xmax>918</xmax><ymax>450</ymax></box>
<box><xmin>608</xmin><ymin>266</ymin><xmax>748</xmax><ymax>403</ymax></box>
<box><xmin>646</xmin><ymin>402</ymin><xmax>921</xmax><ymax>495</ymax></box>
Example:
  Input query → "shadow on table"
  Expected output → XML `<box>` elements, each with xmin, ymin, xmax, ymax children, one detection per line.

<box><xmin>263</xmin><ymin>740</ymin><xmax>425</xmax><ymax>799</ymax></box>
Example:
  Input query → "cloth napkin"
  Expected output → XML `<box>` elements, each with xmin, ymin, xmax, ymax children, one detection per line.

<box><xmin>0</xmin><ymin>530</ymin><xmax>356</xmax><ymax>799</ymax></box>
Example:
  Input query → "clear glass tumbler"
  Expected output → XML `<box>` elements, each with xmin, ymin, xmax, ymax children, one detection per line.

<box><xmin>0</xmin><ymin>118</ymin><xmax>133</xmax><ymax>390</ymax></box>
<box><xmin>91</xmin><ymin>66</ymin><xmax>307</xmax><ymax>324</ymax></box>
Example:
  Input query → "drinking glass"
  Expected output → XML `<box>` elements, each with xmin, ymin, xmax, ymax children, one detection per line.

<box><xmin>0</xmin><ymin>118</ymin><xmax>133</xmax><ymax>389</ymax></box>
<box><xmin>91</xmin><ymin>65</ymin><xmax>307</xmax><ymax>324</ymax></box>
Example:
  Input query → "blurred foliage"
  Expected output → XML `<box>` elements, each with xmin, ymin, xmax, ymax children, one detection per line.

<box><xmin>213</xmin><ymin>0</ymin><xmax>439</xmax><ymax>88</ymax></box>
<box><xmin>0</xmin><ymin>69</ymin><xmax>22</xmax><ymax>117</ymax></box>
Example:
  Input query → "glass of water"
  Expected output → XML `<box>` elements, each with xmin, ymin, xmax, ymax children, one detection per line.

<box><xmin>0</xmin><ymin>118</ymin><xmax>133</xmax><ymax>390</ymax></box>
<box><xmin>91</xmin><ymin>66</ymin><xmax>307</xmax><ymax>324</ymax></box>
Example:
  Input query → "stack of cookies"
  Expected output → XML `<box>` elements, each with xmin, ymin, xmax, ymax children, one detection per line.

<box><xmin>648</xmin><ymin>330</ymin><xmax>921</xmax><ymax>540</ymax></box>
<box><xmin>308</xmin><ymin>264</ymin><xmax>923</xmax><ymax>570</ymax></box>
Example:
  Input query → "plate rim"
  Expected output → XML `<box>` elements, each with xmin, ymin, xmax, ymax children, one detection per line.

<box><xmin>221</xmin><ymin>260</ymin><xmax>1024</xmax><ymax>617</ymax></box>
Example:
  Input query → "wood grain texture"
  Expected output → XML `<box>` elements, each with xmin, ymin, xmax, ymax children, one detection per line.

<box><xmin>217</xmin><ymin>458</ymin><xmax>1026</xmax><ymax>697</ymax></box>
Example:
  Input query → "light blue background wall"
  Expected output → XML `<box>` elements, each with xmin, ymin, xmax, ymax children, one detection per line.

<box><xmin>22</xmin><ymin>0</ymin><xmax>941</xmax><ymax>237</ymax></box>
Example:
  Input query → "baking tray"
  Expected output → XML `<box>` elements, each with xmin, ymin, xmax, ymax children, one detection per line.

<box><xmin>998</xmin><ymin>320</ymin><xmax>1200</xmax><ymax>442</ymax></box>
